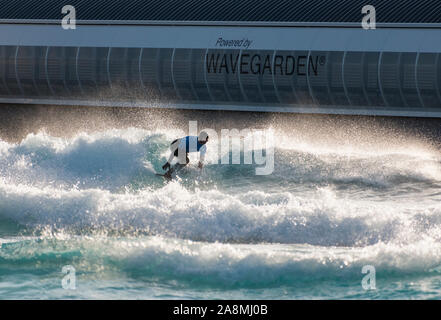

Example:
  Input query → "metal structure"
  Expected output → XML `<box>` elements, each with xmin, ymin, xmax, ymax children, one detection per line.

<box><xmin>1</xmin><ymin>0</ymin><xmax>441</xmax><ymax>117</ymax></box>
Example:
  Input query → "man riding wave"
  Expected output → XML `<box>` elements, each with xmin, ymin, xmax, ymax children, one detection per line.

<box><xmin>162</xmin><ymin>131</ymin><xmax>209</xmax><ymax>178</ymax></box>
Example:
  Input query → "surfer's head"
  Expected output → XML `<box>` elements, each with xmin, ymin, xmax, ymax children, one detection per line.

<box><xmin>198</xmin><ymin>131</ymin><xmax>209</xmax><ymax>144</ymax></box>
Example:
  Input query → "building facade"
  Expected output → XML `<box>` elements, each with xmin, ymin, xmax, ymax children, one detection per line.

<box><xmin>1</xmin><ymin>0</ymin><xmax>441</xmax><ymax>117</ymax></box>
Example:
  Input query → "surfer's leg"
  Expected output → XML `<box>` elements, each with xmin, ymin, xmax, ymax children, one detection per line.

<box><xmin>163</xmin><ymin>140</ymin><xmax>180</xmax><ymax>170</ymax></box>
<box><xmin>163</xmin><ymin>152</ymin><xmax>189</xmax><ymax>179</ymax></box>
<box><xmin>179</xmin><ymin>154</ymin><xmax>190</xmax><ymax>169</ymax></box>
<box><xmin>176</xmin><ymin>148</ymin><xmax>189</xmax><ymax>166</ymax></box>
<box><xmin>164</xmin><ymin>170</ymin><xmax>172</xmax><ymax>179</ymax></box>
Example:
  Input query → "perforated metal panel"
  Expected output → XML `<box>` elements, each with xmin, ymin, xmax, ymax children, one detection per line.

<box><xmin>240</xmin><ymin>50</ymin><xmax>265</xmax><ymax>103</ymax></box>
<box><xmin>400</xmin><ymin>52</ymin><xmax>421</xmax><ymax>108</ymax></box>
<box><xmin>328</xmin><ymin>51</ymin><xmax>348</xmax><ymax>106</ymax></box>
<box><xmin>205</xmin><ymin>49</ymin><xmax>231</xmax><ymax>102</ymax></box>
<box><xmin>417</xmin><ymin>53</ymin><xmax>441</xmax><ymax>108</ymax></box>
<box><xmin>65</xmin><ymin>47</ymin><xmax>81</xmax><ymax>95</ymax></box>
<box><xmin>225</xmin><ymin>49</ymin><xmax>245</xmax><ymax>102</ymax></box>
<box><xmin>273</xmin><ymin>50</ymin><xmax>297</xmax><ymax>105</ymax></box>
<box><xmin>292</xmin><ymin>51</ymin><xmax>313</xmax><ymax>105</ymax></box>
<box><xmin>380</xmin><ymin>52</ymin><xmax>404</xmax><ymax>107</ymax></box>
<box><xmin>173</xmin><ymin>49</ymin><xmax>197</xmax><ymax>101</ymax></box>
<box><xmin>140</xmin><ymin>48</ymin><xmax>161</xmax><ymax>101</ymax></box>
<box><xmin>344</xmin><ymin>52</ymin><xmax>368</xmax><ymax>107</ymax></box>
<box><xmin>46</xmin><ymin>47</ymin><xmax>69</xmax><ymax>96</ymax></box>
<box><xmin>16</xmin><ymin>46</ymin><xmax>38</xmax><ymax>96</ymax></box>
<box><xmin>260</xmin><ymin>51</ymin><xmax>279</xmax><ymax>103</ymax></box>
<box><xmin>108</xmin><ymin>48</ymin><xmax>127</xmax><ymax>88</ymax></box>
<box><xmin>0</xmin><ymin>46</ymin><xmax>10</xmax><ymax>95</ymax></box>
<box><xmin>2</xmin><ymin>44</ymin><xmax>441</xmax><ymax>114</ymax></box>
<box><xmin>158</xmin><ymin>48</ymin><xmax>177</xmax><ymax>101</ymax></box>
<box><xmin>34</xmin><ymin>47</ymin><xmax>52</xmax><ymax>96</ymax></box>
<box><xmin>191</xmin><ymin>49</ymin><xmax>211</xmax><ymax>101</ymax></box>
<box><xmin>364</xmin><ymin>52</ymin><xmax>384</xmax><ymax>107</ymax></box>
<box><xmin>310</xmin><ymin>51</ymin><xmax>331</xmax><ymax>106</ymax></box>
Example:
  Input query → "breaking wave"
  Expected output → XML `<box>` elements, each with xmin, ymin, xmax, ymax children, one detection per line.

<box><xmin>1</xmin><ymin>128</ymin><xmax>441</xmax><ymax>298</ymax></box>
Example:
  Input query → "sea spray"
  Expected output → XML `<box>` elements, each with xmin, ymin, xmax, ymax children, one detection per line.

<box><xmin>0</xmin><ymin>128</ymin><xmax>441</xmax><ymax>299</ymax></box>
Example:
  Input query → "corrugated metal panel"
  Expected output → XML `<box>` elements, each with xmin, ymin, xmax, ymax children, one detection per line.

<box><xmin>0</xmin><ymin>0</ymin><xmax>441</xmax><ymax>24</ymax></box>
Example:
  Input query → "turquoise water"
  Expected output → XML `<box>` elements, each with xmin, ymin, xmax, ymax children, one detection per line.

<box><xmin>1</xmin><ymin>128</ymin><xmax>441</xmax><ymax>299</ymax></box>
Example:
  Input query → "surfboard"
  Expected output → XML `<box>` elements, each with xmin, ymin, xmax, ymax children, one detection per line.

<box><xmin>156</xmin><ymin>163</ymin><xmax>186</xmax><ymax>180</ymax></box>
<box><xmin>155</xmin><ymin>172</ymin><xmax>172</xmax><ymax>180</ymax></box>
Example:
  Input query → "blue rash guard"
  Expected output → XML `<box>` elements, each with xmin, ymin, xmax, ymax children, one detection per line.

<box><xmin>179</xmin><ymin>136</ymin><xmax>207</xmax><ymax>160</ymax></box>
<box><xmin>168</xmin><ymin>136</ymin><xmax>207</xmax><ymax>164</ymax></box>
<box><xmin>182</xmin><ymin>136</ymin><xmax>205</xmax><ymax>152</ymax></box>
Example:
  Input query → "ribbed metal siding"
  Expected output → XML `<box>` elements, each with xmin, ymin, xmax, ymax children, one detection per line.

<box><xmin>139</xmin><ymin>48</ymin><xmax>161</xmax><ymax>101</ymax></box>
<box><xmin>400</xmin><ymin>53</ymin><xmax>421</xmax><ymax>108</ymax></box>
<box><xmin>1</xmin><ymin>45</ymin><xmax>441</xmax><ymax>113</ymax></box>
<box><xmin>380</xmin><ymin>52</ymin><xmax>403</xmax><ymax>107</ymax></box>
<box><xmin>226</xmin><ymin>49</ymin><xmax>245</xmax><ymax>102</ymax></box>
<box><xmin>65</xmin><ymin>47</ymin><xmax>81</xmax><ymax>96</ymax></box>
<box><xmin>205</xmin><ymin>49</ymin><xmax>231</xmax><ymax>102</ymax></box>
<box><xmin>0</xmin><ymin>47</ymin><xmax>10</xmax><ymax>95</ymax></box>
<box><xmin>273</xmin><ymin>50</ymin><xmax>297</xmax><ymax>104</ymax></box>
<box><xmin>240</xmin><ymin>50</ymin><xmax>264</xmax><ymax>104</ymax></box>
<box><xmin>310</xmin><ymin>51</ymin><xmax>330</xmax><ymax>106</ymax></box>
<box><xmin>158</xmin><ymin>48</ymin><xmax>177</xmax><ymax>101</ymax></box>
<box><xmin>343</xmin><ymin>52</ymin><xmax>365</xmax><ymax>107</ymax></box>
<box><xmin>1</xmin><ymin>0</ymin><xmax>441</xmax><ymax>24</ymax></box>
<box><xmin>329</xmin><ymin>52</ymin><xmax>348</xmax><ymax>106</ymax></box>
<box><xmin>364</xmin><ymin>52</ymin><xmax>383</xmax><ymax>107</ymax></box>
<box><xmin>126</xmin><ymin>48</ymin><xmax>143</xmax><ymax>98</ymax></box>
<box><xmin>3</xmin><ymin>46</ymin><xmax>22</xmax><ymax>95</ymax></box>
<box><xmin>46</xmin><ymin>47</ymin><xmax>69</xmax><ymax>96</ymax></box>
<box><xmin>108</xmin><ymin>48</ymin><xmax>127</xmax><ymax>90</ymax></box>
<box><xmin>173</xmin><ymin>49</ymin><xmax>198</xmax><ymax>101</ymax></box>
<box><xmin>261</xmin><ymin>51</ymin><xmax>279</xmax><ymax>103</ymax></box>
<box><xmin>191</xmin><ymin>49</ymin><xmax>211</xmax><ymax>101</ymax></box>
<box><xmin>417</xmin><ymin>53</ymin><xmax>441</xmax><ymax>108</ymax></box>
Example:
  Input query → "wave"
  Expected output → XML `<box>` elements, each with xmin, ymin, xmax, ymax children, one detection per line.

<box><xmin>0</xmin><ymin>129</ymin><xmax>167</xmax><ymax>191</ymax></box>
<box><xmin>1</xmin><ymin>235</ymin><xmax>441</xmax><ymax>290</ymax></box>
<box><xmin>0</xmin><ymin>129</ymin><xmax>440</xmax><ymax>245</ymax></box>
<box><xmin>1</xmin><ymin>128</ymin><xmax>441</xmax><ymax>297</ymax></box>
<box><xmin>1</xmin><ymin>129</ymin><xmax>441</xmax><ymax>190</ymax></box>
<box><xmin>1</xmin><ymin>178</ymin><xmax>441</xmax><ymax>246</ymax></box>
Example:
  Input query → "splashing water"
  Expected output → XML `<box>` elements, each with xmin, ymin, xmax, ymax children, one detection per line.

<box><xmin>1</xmin><ymin>127</ymin><xmax>441</xmax><ymax>299</ymax></box>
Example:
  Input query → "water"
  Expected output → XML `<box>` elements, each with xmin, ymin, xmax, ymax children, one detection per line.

<box><xmin>1</xmin><ymin>126</ymin><xmax>441</xmax><ymax>299</ymax></box>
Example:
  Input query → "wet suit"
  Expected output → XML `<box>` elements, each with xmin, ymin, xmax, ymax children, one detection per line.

<box><xmin>162</xmin><ymin>136</ymin><xmax>207</xmax><ymax>178</ymax></box>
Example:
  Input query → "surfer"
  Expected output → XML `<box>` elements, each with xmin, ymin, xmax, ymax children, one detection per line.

<box><xmin>161</xmin><ymin>131</ymin><xmax>209</xmax><ymax>178</ymax></box>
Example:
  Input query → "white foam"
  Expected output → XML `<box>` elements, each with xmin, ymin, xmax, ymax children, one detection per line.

<box><xmin>2</xmin><ymin>235</ymin><xmax>441</xmax><ymax>285</ymax></box>
<box><xmin>0</xmin><ymin>128</ymin><xmax>440</xmax><ymax>248</ymax></box>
